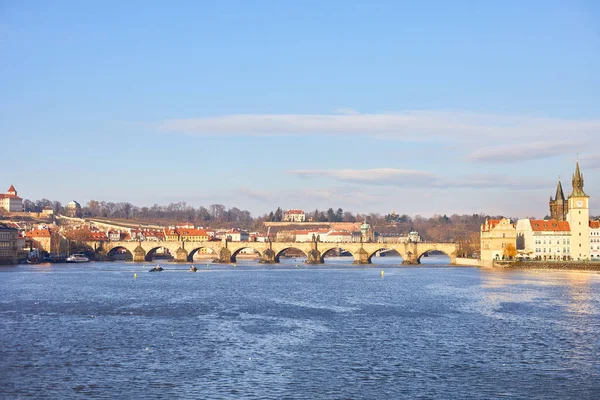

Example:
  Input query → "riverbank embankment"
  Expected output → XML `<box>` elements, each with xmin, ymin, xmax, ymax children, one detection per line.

<box><xmin>491</xmin><ymin>260</ymin><xmax>600</xmax><ymax>271</ymax></box>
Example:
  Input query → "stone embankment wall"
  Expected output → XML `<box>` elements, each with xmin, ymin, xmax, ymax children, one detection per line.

<box><xmin>455</xmin><ymin>257</ymin><xmax>481</xmax><ymax>267</ymax></box>
<box><xmin>492</xmin><ymin>261</ymin><xmax>600</xmax><ymax>271</ymax></box>
<box><xmin>4</xmin><ymin>212</ymin><xmax>51</xmax><ymax>220</ymax></box>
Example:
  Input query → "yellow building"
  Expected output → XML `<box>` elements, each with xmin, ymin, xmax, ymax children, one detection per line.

<box><xmin>26</xmin><ymin>228</ymin><xmax>54</xmax><ymax>252</ymax></box>
<box><xmin>480</xmin><ymin>218</ymin><xmax>517</xmax><ymax>266</ymax></box>
<box><xmin>164</xmin><ymin>228</ymin><xmax>210</xmax><ymax>242</ymax></box>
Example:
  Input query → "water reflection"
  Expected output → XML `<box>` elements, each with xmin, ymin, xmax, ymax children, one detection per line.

<box><xmin>1</xmin><ymin>261</ymin><xmax>600</xmax><ymax>398</ymax></box>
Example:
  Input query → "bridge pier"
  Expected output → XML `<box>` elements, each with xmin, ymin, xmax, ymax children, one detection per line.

<box><xmin>353</xmin><ymin>248</ymin><xmax>370</xmax><ymax>264</ymax></box>
<box><xmin>259</xmin><ymin>248</ymin><xmax>277</xmax><ymax>264</ymax></box>
<box><xmin>214</xmin><ymin>247</ymin><xmax>232</xmax><ymax>263</ymax></box>
<box><xmin>175</xmin><ymin>247</ymin><xmax>188</xmax><ymax>262</ymax></box>
<box><xmin>402</xmin><ymin>251</ymin><xmax>420</xmax><ymax>265</ymax></box>
<box><xmin>133</xmin><ymin>245</ymin><xmax>146</xmax><ymax>262</ymax></box>
<box><xmin>306</xmin><ymin>249</ymin><xmax>322</xmax><ymax>264</ymax></box>
<box><xmin>305</xmin><ymin>241</ymin><xmax>323</xmax><ymax>264</ymax></box>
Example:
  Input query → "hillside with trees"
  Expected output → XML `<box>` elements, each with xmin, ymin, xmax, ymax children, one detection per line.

<box><xmin>19</xmin><ymin>198</ymin><xmax>513</xmax><ymax>256</ymax></box>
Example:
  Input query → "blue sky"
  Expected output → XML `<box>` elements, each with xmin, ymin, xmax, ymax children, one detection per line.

<box><xmin>2</xmin><ymin>0</ymin><xmax>600</xmax><ymax>218</ymax></box>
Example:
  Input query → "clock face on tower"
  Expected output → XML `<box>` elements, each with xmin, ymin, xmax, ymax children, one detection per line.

<box><xmin>576</xmin><ymin>200</ymin><xmax>584</xmax><ymax>208</ymax></box>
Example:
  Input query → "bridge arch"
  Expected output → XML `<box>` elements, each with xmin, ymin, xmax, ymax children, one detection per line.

<box><xmin>188</xmin><ymin>247</ymin><xmax>218</xmax><ymax>262</ymax></box>
<box><xmin>145</xmin><ymin>246</ymin><xmax>173</xmax><ymax>262</ymax></box>
<box><xmin>365</xmin><ymin>247</ymin><xmax>406</xmax><ymax>263</ymax></box>
<box><xmin>319</xmin><ymin>246</ymin><xmax>355</xmax><ymax>263</ymax></box>
<box><xmin>106</xmin><ymin>246</ymin><xmax>133</xmax><ymax>261</ymax></box>
<box><xmin>230</xmin><ymin>246</ymin><xmax>262</xmax><ymax>262</ymax></box>
<box><xmin>274</xmin><ymin>247</ymin><xmax>308</xmax><ymax>262</ymax></box>
<box><xmin>416</xmin><ymin>246</ymin><xmax>456</xmax><ymax>264</ymax></box>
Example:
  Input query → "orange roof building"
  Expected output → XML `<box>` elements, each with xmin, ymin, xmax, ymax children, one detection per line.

<box><xmin>516</xmin><ymin>219</ymin><xmax>572</xmax><ymax>261</ymax></box>
<box><xmin>164</xmin><ymin>228</ymin><xmax>210</xmax><ymax>242</ymax></box>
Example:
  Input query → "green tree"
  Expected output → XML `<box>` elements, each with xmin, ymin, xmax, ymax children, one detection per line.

<box><xmin>274</xmin><ymin>207</ymin><xmax>283</xmax><ymax>222</ymax></box>
<box><xmin>326</xmin><ymin>208</ymin><xmax>335</xmax><ymax>222</ymax></box>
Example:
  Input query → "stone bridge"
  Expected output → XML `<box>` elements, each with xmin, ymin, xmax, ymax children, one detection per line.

<box><xmin>93</xmin><ymin>239</ymin><xmax>457</xmax><ymax>265</ymax></box>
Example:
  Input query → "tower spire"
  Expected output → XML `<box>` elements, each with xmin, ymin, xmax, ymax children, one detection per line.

<box><xmin>571</xmin><ymin>160</ymin><xmax>587</xmax><ymax>197</ymax></box>
<box><xmin>555</xmin><ymin>179</ymin><xmax>565</xmax><ymax>201</ymax></box>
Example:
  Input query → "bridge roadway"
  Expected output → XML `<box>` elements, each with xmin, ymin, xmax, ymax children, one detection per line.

<box><xmin>94</xmin><ymin>239</ymin><xmax>457</xmax><ymax>265</ymax></box>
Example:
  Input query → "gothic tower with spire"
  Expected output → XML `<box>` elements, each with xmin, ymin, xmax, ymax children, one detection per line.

<box><xmin>566</xmin><ymin>161</ymin><xmax>590</xmax><ymax>260</ymax></box>
<box><xmin>549</xmin><ymin>179</ymin><xmax>568</xmax><ymax>221</ymax></box>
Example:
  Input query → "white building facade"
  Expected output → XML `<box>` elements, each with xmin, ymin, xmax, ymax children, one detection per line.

<box><xmin>284</xmin><ymin>209</ymin><xmax>306</xmax><ymax>222</ymax></box>
<box><xmin>0</xmin><ymin>185</ymin><xmax>24</xmax><ymax>213</ymax></box>
<box><xmin>590</xmin><ymin>221</ymin><xmax>600</xmax><ymax>260</ymax></box>
<box><xmin>513</xmin><ymin>162</ymin><xmax>594</xmax><ymax>261</ymax></box>
<box><xmin>226</xmin><ymin>229</ymin><xmax>249</xmax><ymax>242</ymax></box>
<box><xmin>516</xmin><ymin>219</ymin><xmax>571</xmax><ymax>260</ymax></box>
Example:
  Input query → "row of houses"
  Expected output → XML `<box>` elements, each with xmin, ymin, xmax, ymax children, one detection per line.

<box><xmin>481</xmin><ymin>217</ymin><xmax>600</xmax><ymax>263</ymax></box>
<box><xmin>480</xmin><ymin>162</ymin><xmax>598</xmax><ymax>264</ymax></box>
<box><xmin>274</xmin><ymin>221</ymin><xmax>419</xmax><ymax>244</ymax></box>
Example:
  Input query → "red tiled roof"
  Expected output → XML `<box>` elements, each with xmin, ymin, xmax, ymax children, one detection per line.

<box><xmin>530</xmin><ymin>220</ymin><xmax>570</xmax><ymax>232</ymax></box>
<box><xmin>180</xmin><ymin>229</ymin><xmax>209</xmax><ymax>236</ymax></box>
<box><xmin>26</xmin><ymin>228</ymin><xmax>51</xmax><ymax>238</ymax></box>
<box><xmin>590</xmin><ymin>221</ymin><xmax>600</xmax><ymax>229</ymax></box>
<box><xmin>88</xmin><ymin>232</ymin><xmax>108</xmax><ymax>241</ymax></box>
<box><xmin>285</xmin><ymin>209</ymin><xmax>305</xmax><ymax>214</ymax></box>
<box><xmin>329</xmin><ymin>231</ymin><xmax>352</xmax><ymax>236</ymax></box>
<box><xmin>7</xmin><ymin>185</ymin><xmax>16</xmax><ymax>192</ymax></box>
<box><xmin>0</xmin><ymin>193</ymin><xmax>21</xmax><ymax>200</ymax></box>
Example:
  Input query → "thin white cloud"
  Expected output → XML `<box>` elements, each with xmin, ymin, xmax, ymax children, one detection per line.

<box><xmin>287</xmin><ymin>168</ymin><xmax>552</xmax><ymax>190</ymax></box>
<box><xmin>290</xmin><ymin>168</ymin><xmax>441</xmax><ymax>186</ymax></box>
<box><xmin>158</xmin><ymin>111</ymin><xmax>600</xmax><ymax>144</ymax></box>
<box><xmin>158</xmin><ymin>111</ymin><xmax>600</xmax><ymax>164</ymax></box>
<box><xmin>468</xmin><ymin>140</ymin><xmax>584</xmax><ymax>163</ymax></box>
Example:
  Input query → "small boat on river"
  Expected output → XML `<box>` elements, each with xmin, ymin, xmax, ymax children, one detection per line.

<box><xmin>66</xmin><ymin>254</ymin><xmax>90</xmax><ymax>263</ymax></box>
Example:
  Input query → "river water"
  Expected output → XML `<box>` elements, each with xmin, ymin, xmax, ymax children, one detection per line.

<box><xmin>1</xmin><ymin>255</ymin><xmax>599</xmax><ymax>399</ymax></box>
